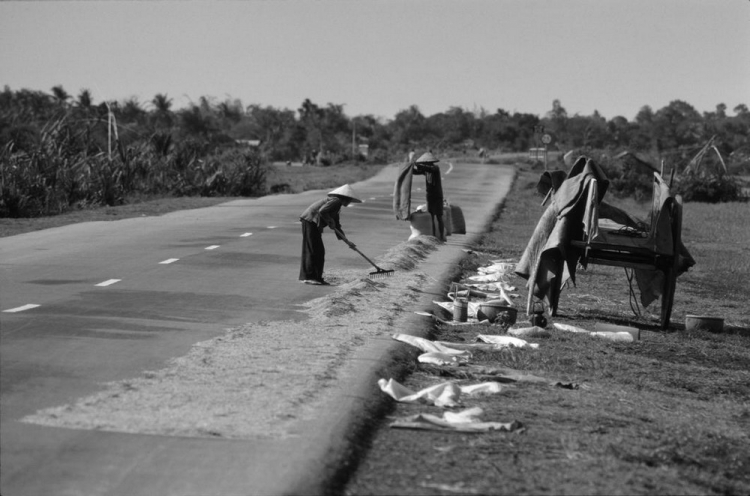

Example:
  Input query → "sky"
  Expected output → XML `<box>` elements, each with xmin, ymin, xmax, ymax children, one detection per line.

<box><xmin>1</xmin><ymin>0</ymin><xmax>748</xmax><ymax>121</ymax></box>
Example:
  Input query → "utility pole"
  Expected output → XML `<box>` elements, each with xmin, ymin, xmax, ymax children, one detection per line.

<box><xmin>352</xmin><ymin>120</ymin><xmax>357</xmax><ymax>163</ymax></box>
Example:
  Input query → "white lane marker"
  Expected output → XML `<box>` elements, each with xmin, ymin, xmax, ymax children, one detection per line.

<box><xmin>205</xmin><ymin>245</ymin><xmax>220</xmax><ymax>250</ymax></box>
<box><xmin>96</xmin><ymin>279</ymin><xmax>121</xmax><ymax>287</ymax></box>
<box><xmin>446</xmin><ymin>162</ymin><xmax>454</xmax><ymax>174</ymax></box>
<box><xmin>267</xmin><ymin>226</ymin><xmax>277</xmax><ymax>229</ymax></box>
<box><xmin>369</xmin><ymin>197</ymin><xmax>377</xmax><ymax>200</ymax></box>
<box><xmin>159</xmin><ymin>258</ymin><xmax>179</xmax><ymax>264</ymax></box>
<box><xmin>240</xmin><ymin>233</ymin><xmax>253</xmax><ymax>237</ymax></box>
<box><xmin>3</xmin><ymin>304</ymin><xmax>40</xmax><ymax>313</ymax></box>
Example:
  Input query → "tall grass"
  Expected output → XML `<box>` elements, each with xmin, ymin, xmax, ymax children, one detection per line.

<box><xmin>0</xmin><ymin>115</ymin><xmax>270</xmax><ymax>218</ymax></box>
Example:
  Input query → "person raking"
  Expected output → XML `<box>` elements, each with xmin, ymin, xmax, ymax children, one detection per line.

<box><xmin>299</xmin><ymin>184</ymin><xmax>362</xmax><ymax>285</ymax></box>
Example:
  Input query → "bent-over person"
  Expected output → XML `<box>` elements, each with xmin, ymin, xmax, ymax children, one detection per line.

<box><xmin>299</xmin><ymin>184</ymin><xmax>362</xmax><ymax>285</ymax></box>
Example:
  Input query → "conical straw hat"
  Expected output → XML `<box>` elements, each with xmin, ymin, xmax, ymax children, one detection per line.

<box><xmin>328</xmin><ymin>184</ymin><xmax>362</xmax><ymax>203</ymax></box>
<box><xmin>415</xmin><ymin>152</ymin><xmax>439</xmax><ymax>163</ymax></box>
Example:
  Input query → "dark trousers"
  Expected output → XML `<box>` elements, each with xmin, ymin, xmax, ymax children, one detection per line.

<box><xmin>299</xmin><ymin>220</ymin><xmax>325</xmax><ymax>281</ymax></box>
<box><xmin>431</xmin><ymin>214</ymin><xmax>446</xmax><ymax>241</ymax></box>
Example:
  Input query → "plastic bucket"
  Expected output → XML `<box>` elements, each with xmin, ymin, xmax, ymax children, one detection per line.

<box><xmin>453</xmin><ymin>298</ymin><xmax>468</xmax><ymax>322</ymax></box>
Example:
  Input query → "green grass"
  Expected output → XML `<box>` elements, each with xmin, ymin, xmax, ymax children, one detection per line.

<box><xmin>346</xmin><ymin>166</ymin><xmax>750</xmax><ymax>496</ymax></box>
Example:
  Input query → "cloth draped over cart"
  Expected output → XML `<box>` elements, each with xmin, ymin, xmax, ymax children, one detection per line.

<box><xmin>515</xmin><ymin>156</ymin><xmax>695</xmax><ymax>315</ymax></box>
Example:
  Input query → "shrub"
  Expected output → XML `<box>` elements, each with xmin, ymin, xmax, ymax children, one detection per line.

<box><xmin>200</xmin><ymin>147</ymin><xmax>267</xmax><ymax>197</ymax></box>
<box><xmin>674</xmin><ymin>173</ymin><xmax>747</xmax><ymax>203</ymax></box>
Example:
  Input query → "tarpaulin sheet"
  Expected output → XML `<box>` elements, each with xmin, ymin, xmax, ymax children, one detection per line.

<box><xmin>389</xmin><ymin>406</ymin><xmax>523</xmax><ymax>432</ymax></box>
<box><xmin>552</xmin><ymin>323</ymin><xmax>635</xmax><ymax>342</ymax></box>
<box><xmin>378</xmin><ymin>378</ymin><xmax>502</xmax><ymax>408</ymax></box>
<box><xmin>476</xmin><ymin>334</ymin><xmax>540</xmax><ymax>349</ymax></box>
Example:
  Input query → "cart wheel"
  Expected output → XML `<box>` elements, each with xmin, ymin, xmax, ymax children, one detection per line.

<box><xmin>660</xmin><ymin>196</ymin><xmax>683</xmax><ymax>330</ymax></box>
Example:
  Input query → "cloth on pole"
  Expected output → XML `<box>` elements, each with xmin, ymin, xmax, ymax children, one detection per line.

<box><xmin>393</xmin><ymin>162</ymin><xmax>414</xmax><ymax>221</ymax></box>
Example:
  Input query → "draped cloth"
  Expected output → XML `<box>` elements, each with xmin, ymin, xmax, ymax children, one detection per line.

<box><xmin>515</xmin><ymin>156</ymin><xmax>695</xmax><ymax>315</ymax></box>
<box><xmin>393</xmin><ymin>162</ymin><xmax>414</xmax><ymax>221</ymax></box>
<box><xmin>515</xmin><ymin>157</ymin><xmax>610</xmax><ymax>314</ymax></box>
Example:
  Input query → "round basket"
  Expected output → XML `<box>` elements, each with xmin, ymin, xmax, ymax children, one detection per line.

<box><xmin>477</xmin><ymin>301</ymin><xmax>517</xmax><ymax>329</ymax></box>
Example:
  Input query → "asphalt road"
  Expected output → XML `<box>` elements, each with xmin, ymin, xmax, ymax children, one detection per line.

<box><xmin>1</xmin><ymin>160</ymin><xmax>514</xmax><ymax>496</ymax></box>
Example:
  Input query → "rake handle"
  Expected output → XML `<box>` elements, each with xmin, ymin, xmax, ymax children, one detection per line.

<box><xmin>331</xmin><ymin>227</ymin><xmax>382</xmax><ymax>270</ymax></box>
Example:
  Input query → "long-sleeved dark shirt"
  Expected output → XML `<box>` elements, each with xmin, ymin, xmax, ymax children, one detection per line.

<box><xmin>300</xmin><ymin>196</ymin><xmax>343</xmax><ymax>231</ymax></box>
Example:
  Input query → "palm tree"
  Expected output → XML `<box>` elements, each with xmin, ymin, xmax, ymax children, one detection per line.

<box><xmin>77</xmin><ymin>89</ymin><xmax>93</xmax><ymax>109</ymax></box>
<box><xmin>152</xmin><ymin>93</ymin><xmax>173</xmax><ymax>113</ymax></box>
<box><xmin>51</xmin><ymin>85</ymin><xmax>70</xmax><ymax>106</ymax></box>
<box><xmin>151</xmin><ymin>93</ymin><xmax>174</xmax><ymax>129</ymax></box>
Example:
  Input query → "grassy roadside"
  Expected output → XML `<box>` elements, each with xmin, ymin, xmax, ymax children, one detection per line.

<box><xmin>0</xmin><ymin>163</ymin><xmax>386</xmax><ymax>238</ymax></box>
<box><xmin>345</xmin><ymin>167</ymin><xmax>750</xmax><ymax>495</ymax></box>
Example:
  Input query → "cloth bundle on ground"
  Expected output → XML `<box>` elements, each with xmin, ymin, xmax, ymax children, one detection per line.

<box><xmin>378</xmin><ymin>377</ymin><xmax>503</xmax><ymax>408</ymax></box>
<box><xmin>389</xmin><ymin>406</ymin><xmax>523</xmax><ymax>432</ymax></box>
<box><xmin>515</xmin><ymin>156</ymin><xmax>695</xmax><ymax>315</ymax></box>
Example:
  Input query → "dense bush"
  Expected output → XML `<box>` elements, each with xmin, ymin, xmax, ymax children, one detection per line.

<box><xmin>0</xmin><ymin>118</ymin><xmax>269</xmax><ymax>217</ymax></box>
<box><xmin>674</xmin><ymin>173</ymin><xmax>747</xmax><ymax>203</ymax></box>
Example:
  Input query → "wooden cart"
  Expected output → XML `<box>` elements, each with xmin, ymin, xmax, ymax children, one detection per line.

<box><xmin>569</xmin><ymin>172</ymin><xmax>684</xmax><ymax>329</ymax></box>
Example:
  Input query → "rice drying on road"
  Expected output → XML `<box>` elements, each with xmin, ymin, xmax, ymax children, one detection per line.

<box><xmin>21</xmin><ymin>238</ymin><xmax>440</xmax><ymax>439</ymax></box>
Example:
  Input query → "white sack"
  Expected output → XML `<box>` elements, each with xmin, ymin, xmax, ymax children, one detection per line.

<box><xmin>378</xmin><ymin>378</ymin><xmax>504</xmax><ymax>408</ymax></box>
<box><xmin>392</xmin><ymin>333</ymin><xmax>471</xmax><ymax>356</ymax></box>
<box><xmin>553</xmin><ymin>323</ymin><xmax>635</xmax><ymax>342</ymax></box>
<box><xmin>390</xmin><ymin>406</ymin><xmax>522</xmax><ymax>432</ymax></box>
<box><xmin>418</xmin><ymin>352</ymin><xmax>470</xmax><ymax>366</ymax></box>
<box><xmin>476</xmin><ymin>335</ymin><xmax>540</xmax><ymax>349</ymax></box>
<box><xmin>553</xmin><ymin>323</ymin><xmax>591</xmax><ymax>334</ymax></box>
<box><xmin>591</xmin><ymin>331</ymin><xmax>634</xmax><ymax>342</ymax></box>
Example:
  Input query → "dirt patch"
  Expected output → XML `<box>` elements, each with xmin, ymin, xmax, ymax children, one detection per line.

<box><xmin>20</xmin><ymin>238</ymin><xmax>441</xmax><ymax>439</ymax></box>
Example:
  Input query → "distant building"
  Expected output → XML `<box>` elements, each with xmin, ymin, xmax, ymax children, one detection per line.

<box><xmin>236</xmin><ymin>139</ymin><xmax>261</xmax><ymax>147</ymax></box>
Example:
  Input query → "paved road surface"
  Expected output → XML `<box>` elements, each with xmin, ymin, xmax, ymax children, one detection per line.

<box><xmin>1</xmin><ymin>161</ymin><xmax>514</xmax><ymax>495</ymax></box>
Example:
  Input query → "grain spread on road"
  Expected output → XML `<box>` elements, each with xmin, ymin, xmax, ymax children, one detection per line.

<box><xmin>21</xmin><ymin>237</ymin><xmax>440</xmax><ymax>439</ymax></box>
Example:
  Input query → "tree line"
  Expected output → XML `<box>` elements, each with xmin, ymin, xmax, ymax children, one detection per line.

<box><xmin>1</xmin><ymin>85</ymin><xmax>748</xmax><ymax>217</ymax></box>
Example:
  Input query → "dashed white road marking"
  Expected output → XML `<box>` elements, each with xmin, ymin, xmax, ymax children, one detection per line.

<box><xmin>205</xmin><ymin>245</ymin><xmax>220</xmax><ymax>250</ymax></box>
<box><xmin>96</xmin><ymin>279</ymin><xmax>121</xmax><ymax>287</ymax></box>
<box><xmin>159</xmin><ymin>258</ymin><xmax>179</xmax><ymax>264</ymax></box>
<box><xmin>267</xmin><ymin>226</ymin><xmax>277</xmax><ymax>229</ymax></box>
<box><xmin>3</xmin><ymin>304</ymin><xmax>40</xmax><ymax>313</ymax></box>
<box><xmin>240</xmin><ymin>233</ymin><xmax>253</xmax><ymax>237</ymax></box>
<box><xmin>369</xmin><ymin>197</ymin><xmax>377</xmax><ymax>200</ymax></box>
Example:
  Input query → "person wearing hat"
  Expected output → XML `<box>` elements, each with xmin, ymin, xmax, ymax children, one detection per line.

<box><xmin>299</xmin><ymin>184</ymin><xmax>362</xmax><ymax>285</ymax></box>
<box><xmin>412</xmin><ymin>152</ymin><xmax>446</xmax><ymax>241</ymax></box>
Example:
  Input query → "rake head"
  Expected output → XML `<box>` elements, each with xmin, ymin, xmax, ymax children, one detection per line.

<box><xmin>368</xmin><ymin>268</ymin><xmax>395</xmax><ymax>279</ymax></box>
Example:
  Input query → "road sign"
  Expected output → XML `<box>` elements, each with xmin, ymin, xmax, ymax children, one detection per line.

<box><xmin>541</xmin><ymin>134</ymin><xmax>552</xmax><ymax>145</ymax></box>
